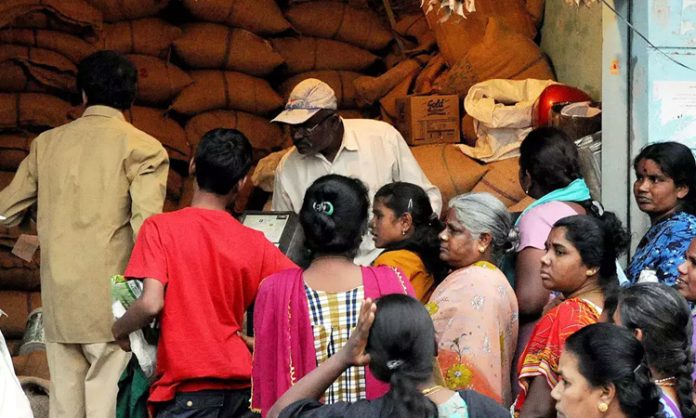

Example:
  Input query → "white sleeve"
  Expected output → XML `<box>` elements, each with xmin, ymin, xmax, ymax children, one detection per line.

<box><xmin>271</xmin><ymin>165</ymin><xmax>294</xmax><ymax>212</ymax></box>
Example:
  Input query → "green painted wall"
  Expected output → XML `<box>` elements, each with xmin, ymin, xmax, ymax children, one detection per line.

<box><xmin>540</xmin><ymin>2</ymin><xmax>603</xmax><ymax>99</ymax></box>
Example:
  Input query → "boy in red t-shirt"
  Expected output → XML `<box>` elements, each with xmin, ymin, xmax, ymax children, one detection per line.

<box><xmin>112</xmin><ymin>128</ymin><xmax>296</xmax><ymax>417</ymax></box>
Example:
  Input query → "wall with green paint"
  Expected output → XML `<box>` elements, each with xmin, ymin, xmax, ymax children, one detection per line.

<box><xmin>540</xmin><ymin>2</ymin><xmax>603</xmax><ymax>99</ymax></box>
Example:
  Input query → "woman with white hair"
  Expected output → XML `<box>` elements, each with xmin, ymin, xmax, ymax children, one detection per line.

<box><xmin>427</xmin><ymin>192</ymin><xmax>520</xmax><ymax>406</ymax></box>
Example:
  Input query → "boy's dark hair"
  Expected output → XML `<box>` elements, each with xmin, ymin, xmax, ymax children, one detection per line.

<box><xmin>77</xmin><ymin>51</ymin><xmax>137</xmax><ymax>110</ymax></box>
<box><xmin>195</xmin><ymin>128</ymin><xmax>253</xmax><ymax>195</ymax></box>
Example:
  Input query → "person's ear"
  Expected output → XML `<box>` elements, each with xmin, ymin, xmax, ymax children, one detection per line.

<box><xmin>677</xmin><ymin>184</ymin><xmax>689</xmax><ymax>200</ymax></box>
<box><xmin>598</xmin><ymin>383</ymin><xmax>616</xmax><ymax>413</ymax></box>
<box><xmin>188</xmin><ymin>158</ymin><xmax>196</xmax><ymax>176</ymax></box>
<box><xmin>235</xmin><ymin>175</ymin><xmax>249</xmax><ymax>194</ymax></box>
<box><xmin>81</xmin><ymin>90</ymin><xmax>88</xmax><ymax>106</ymax></box>
<box><xmin>586</xmin><ymin>266</ymin><xmax>599</xmax><ymax>277</ymax></box>
<box><xmin>633</xmin><ymin>328</ymin><xmax>644</xmax><ymax>342</ymax></box>
<box><xmin>477</xmin><ymin>233</ymin><xmax>493</xmax><ymax>253</ymax></box>
<box><xmin>399</xmin><ymin>212</ymin><xmax>413</xmax><ymax>232</ymax></box>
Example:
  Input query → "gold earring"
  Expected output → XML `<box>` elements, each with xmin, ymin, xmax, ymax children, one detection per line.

<box><xmin>478</xmin><ymin>246</ymin><xmax>486</xmax><ymax>253</ymax></box>
<box><xmin>598</xmin><ymin>402</ymin><xmax>608</xmax><ymax>413</ymax></box>
<box><xmin>402</xmin><ymin>230</ymin><xmax>407</xmax><ymax>236</ymax></box>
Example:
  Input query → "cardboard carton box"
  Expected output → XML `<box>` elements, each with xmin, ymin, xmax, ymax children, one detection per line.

<box><xmin>396</xmin><ymin>95</ymin><xmax>460</xmax><ymax>145</ymax></box>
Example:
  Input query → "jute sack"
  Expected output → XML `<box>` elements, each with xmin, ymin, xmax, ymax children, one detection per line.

<box><xmin>272</xmin><ymin>37</ymin><xmax>378</xmax><ymax>75</ymax></box>
<box><xmin>172</xmin><ymin>71</ymin><xmax>284</xmax><ymax>116</ymax></box>
<box><xmin>471</xmin><ymin>157</ymin><xmax>526</xmax><ymax>207</ymax></box>
<box><xmin>0</xmin><ymin>29</ymin><xmax>96</xmax><ymax>64</ymax></box>
<box><xmin>0</xmin><ymin>132</ymin><xmax>33</xmax><ymax>171</ymax></box>
<box><xmin>0</xmin><ymin>249</ymin><xmax>41</xmax><ymax>292</ymax></box>
<box><xmin>93</xmin><ymin>18</ymin><xmax>182</xmax><ymax>59</ymax></box>
<box><xmin>0</xmin><ymin>62</ymin><xmax>49</xmax><ymax>93</ymax></box>
<box><xmin>414</xmin><ymin>54</ymin><xmax>447</xmax><ymax>94</ymax></box>
<box><xmin>411</xmin><ymin>144</ymin><xmax>488</xmax><ymax>212</ymax></box>
<box><xmin>422</xmin><ymin>0</ymin><xmax>536</xmax><ymax>66</ymax></box>
<box><xmin>280</xmin><ymin>71</ymin><xmax>362</xmax><ymax>109</ymax></box>
<box><xmin>354</xmin><ymin>57</ymin><xmax>425</xmax><ymax>105</ymax></box>
<box><xmin>0</xmin><ymin>93</ymin><xmax>72</xmax><ymax>129</ymax></box>
<box><xmin>126</xmin><ymin>55</ymin><xmax>192</xmax><ymax>105</ymax></box>
<box><xmin>181</xmin><ymin>0</ymin><xmax>291</xmax><ymax>35</ymax></box>
<box><xmin>123</xmin><ymin>106</ymin><xmax>190</xmax><ymax>163</ymax></box>
<box><xmin>0</xmin><ymin>0</ymin><xmax>103</xmax><ymax>38</ymax></box>
<box><xmin>167</xmin><ymin>168</ymin><xmax>183</xmax><ymax>201</ymax></box>
<box><xmin>13</xmin><ymin>352</ymin><xmax>50</xmax><ymax>381</ymax></box>
<box><xmin>251</xmin><ymin>148</ymin><xmax>291</xmax><ymax>192</ymax></box>
<box><xmin>0</xmin><ymin>291</ymin><xmax>41</xmax><ymax>338</ymax></box>
<box><xmin>394</xmin><ymin>14</ymin><xmax>436</xmax><ymax>52</ymax></box>
<box><xmin>526</xmin><ymin>0</ymin><xmax>546</xmax><ymax>27</ymax></box>
<box><xmin>174</xmin><ymin>23</ymin><xmax>284</xmax><ymax>76</ymax></box>
<box><xmin>435</xmin><ymin>18</ymin><xmax>554</xmax><ymax>100</ymax></box>
<box><xmin>185</xmin><ymin>110</ymin><xmax>286</xmax><ymax>152</ymax></box>
<box><xmin>84</xmin><ymin>0</ymin><xmax>169</xmax><ymax>22</ymax></box>
<box><xmin>379</xmin><ymin>69</ymin><xmax>419</xmax><ymax>124</ymax></box>
<box><xmin>0</xmin><ymin>45</ymin><xmax>76</xmax><ymax>93</ymax></box>
<box><xmin>286</xmin><ymin>2</ymin><xmax>392</xmax><ymax>51</ymax></box>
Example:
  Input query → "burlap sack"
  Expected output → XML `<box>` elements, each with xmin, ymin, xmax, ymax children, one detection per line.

<box><xmin>251</xmin><ymin>148</ymin><xmax>291</xmax><ymax>192</ymax></box>
<box><xmin>0</xmin><ymin>29</ymin><xmax>96</xmax><ymax>64</ymax></box>
<box><xmin>167</xmin><ymin>168</ymin><xmax>183</xmax><ymax>201</ymax></box>
<box><xmin>0</xmin><ymin>246</ymin><xmax>40</xmax><ymax>292</ymax></box>
<box><xmin>0</xmin><ymin>291</ymin><xmax>41</xmax><ymax>338</ymax></box>
<box><xmin>422</xmin><ymin>0</ymin><xmax>536</xmax><ymax>66</ymax></box>
<box><xmin>411</xmin><ymin>144</ymin><xmax>489</xmax><ymax>212</ymax></box>
<box><xmin>272</xmin><ymin>37</ymin><xmax>378</xmax><ymax>75</ymax></box>
<box><xmin>394</xmin><ymin>14</ymin><xmax>436</xmax><ymax>52</ymax></box>
<box><xmin>526</xmin><ymin>0</ymin><xmax>546</xmax><ymax>27</ymax></box>
<box><xmin>1</xmin><ymin>0</ymin><xmax>102</xmax><ymax>38</ymax></box>
<box><xmin>84</xmin><ymin>0</ymin><xmax>169</xmax><ymax>22</ymax></box>
<box><xmin>177</xmin><ymin>177</ymin><xmax>195</xmax><ymax>210</ymax></box>
<box><xmin>174</xmin><ymin>23</ymin><xmax>284</xmax><ymax>76</ymax></box>
<box><xmin>172</xmin><ymin>71</ymin><xmax>284</xmax><ymax>116</ymax></box>
<box><xmin>354</xmin><ymin>57</ymin><xmax>425</xmax><ymax>105</ymax></box>
<box><xmin>414</xmin><ymin>54</ymin><xmax>447</xmax><ymax>94</ymax></box>
<box><xmin>471</xmin><ymin>157</ymin><xmax>526</xmax><ymax>207</ymax></box>
<box><xmin>286</xmin><ymin>2</ymin><xmax>392</xmax><ymax>51</ymax></box>
<box><xmin>508</xmin><ymin>195</ymin><xmax>535</xmax><ymax>212</ymax></box>
<box><xmin>435</xmin><ymin>19</ymin><xmax>554</xmax><ymax>100</ymax></box>
<box><xmin>123</xmin><ymin>106</ymin><xmax>190</xmax><ymax>162</ymax></box>
<box><xmin>378</xmin><ymin>69</ymin><xmax>419</xmax><ymax>123</ymax></box>
<box><xmin>0</xmin><ymin>93</ymin><xmax>72</xmax><ymax>129</ymax></box>
<box><xmin>280</xmin><ymin>71</ymin><xmax>362</xmax><ymax>109</ymax></box>
<box><xmin>181</xmin><ymin>0</ymin><xmax>291</xmax><ymax>35</ymax></box>
<box><xmin>6</xmin><ymin>339</ymin><xmax>21</xmax><ymax>356</ymax></box>
<box><xmin>0</xmin><ymin>62</ymin><xmax>49</xmax><ymax>93</ymax></box>
<box><xmin>338</xmin><ymin>109</ymin><xmax>364</xmax><ymax>119</ymax></box>
<box><xmin>185</xmin><ymin>110</ymin><xmax>285</xmax><ymax>152</ymax></box>
<box><xmin>0</xmin><ymin>132</ymin><xmax>33</xmax><ymax>171</ymax></box>
<box><xmin>93</xmin><ymin>18</ymin><xmax>182</xmax><ymax>59</ymax></box>
<box><xmin>126</xmin><ymin>55</ymin><xmax>192</xmax><ymax>105</ymax></box>
<box><xmin>13</xmin><ymin>352</ymin><xmax>50</xmax><ymax>381</ymax></box>
<box><xmin>0</xmin><ymin>45</ymin><xmax>76</xmax><ymax>93</ymax></box>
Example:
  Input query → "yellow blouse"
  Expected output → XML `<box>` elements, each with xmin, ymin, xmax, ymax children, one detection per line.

<box><xmin>372</xmin><ymin>249</ymin><xmax>435</xmax><ymax>303</ymax></box>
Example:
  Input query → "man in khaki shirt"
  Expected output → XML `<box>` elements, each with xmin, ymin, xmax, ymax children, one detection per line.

<box><xmin>0</xmin><ymin>51</ymin><xmax>169</xmax><ymax>418</ymax></box>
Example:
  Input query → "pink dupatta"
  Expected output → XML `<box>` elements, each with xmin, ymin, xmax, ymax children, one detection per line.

<box><xmin>251</xmin><ymin>265</ymin><xmax>414</xmax><ymax>416</ymax></box>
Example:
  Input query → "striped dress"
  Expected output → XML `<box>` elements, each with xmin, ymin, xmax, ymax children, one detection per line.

<box><xmin>305</xmin><ymin>283</ymin><xmax>365</xmax><ymax>403</ymax></box>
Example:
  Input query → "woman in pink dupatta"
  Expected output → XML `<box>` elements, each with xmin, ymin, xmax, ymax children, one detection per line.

<box><xmin>251</xmin><ymin>175</ymin><xmax>414</xmax><ymax>416</ymax></box>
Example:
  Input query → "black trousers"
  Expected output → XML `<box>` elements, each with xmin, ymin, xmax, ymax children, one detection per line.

<box><xmin>156</xmin><ymin>389</ymin><xmax>260</xmax><ymax>418</ymax></box>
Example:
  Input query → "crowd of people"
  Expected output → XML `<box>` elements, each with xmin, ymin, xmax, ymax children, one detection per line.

<box><xmin>1</xmin><ymin>52</ymin><xmax>695</xmax><ymax>418</ymax></box>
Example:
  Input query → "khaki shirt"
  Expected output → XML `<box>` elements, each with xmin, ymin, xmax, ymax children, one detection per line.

<box><xmin>272</xmin><ymin>118</ymin><xmax>441</xmax><ymax>266</ymax></box>
<box><xmin>0</xmin><ymin>105</ymin><xmax>169</xmax><ymax>343</ymax></box>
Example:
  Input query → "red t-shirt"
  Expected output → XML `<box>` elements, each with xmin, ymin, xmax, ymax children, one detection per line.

<box><xmin>125</xmin><ymin>207</ymin><xmax>296</xmax><ymax>404</ymax></box>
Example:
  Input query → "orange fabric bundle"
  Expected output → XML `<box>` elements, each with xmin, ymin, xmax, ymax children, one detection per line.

<box><xmin>84</xmin><ymin>0</ymin><xmax>169</xmax><ymax>22</ymax></box>
<box><xmin>435</xmin><ymin>19</ymin><xmax>554</xmax><ymax>99</ymax></box>
<box><xmin>286</xmin><ymin>2</ymin><xmax>392</xmax><ymax>51</ymax></box>
<box><xmin>0</xmin><ymin>29</ymin><xmax>97</xmax><ymax>64</ymax></box>
<box><xmin>271</xmin><ymin>37</ymin><xmax>378</xmax><ymax>74</ymax></box>
<box><xmin>0</xmin><ymin>0</ymin><xmax>103</xmax><ymax>38</ymax></box>
<box><xmin>93</xmin><ymin>18</ymin><xmax>182</xmax><ymax>59</ymax></box>
<box><xmin>280</xmin><ymin>71</ymin><xmax>362</xmax><ymax>109</ymax></box>
<box><xmin>127</xmin><ymin>55</ymin><xmax>192</xmax><ymax>105</ymax></box>
<box><xmin>174</xmin><ymin>23</ymin><xmax>284</xmax><ymax>76</ymax></box>
<box><xmin>185</xmin><ymin>110</ymin><xmax>286</xmax><ymax>152</ymax></box>
<box><xmin>123</xmin><ymin>106</ymin><xmax>190</xmax><ymax>163</ymax></box>
<box><xmin>0</xmin><ymin>93</ymin><xmax>72</xmax><ymax>129</ymax></box>
<box><xmin>172</xmin><ymin>71</ymin><xmax>284</xmax><ymax>116</ymax></box>
<box><xmin>0</xmin><ymin>45</ymin><xmax>77</xmax><ymax>93</ymax></box>
<box><xmin>181</xmin><ymin>0</ymin><xmax>291</xmax><ymax>35</ymax></box>
<box><xmin>471</xmin><ymin>157</ymin><xmax>526</xmax><ymax>207</ymax></box>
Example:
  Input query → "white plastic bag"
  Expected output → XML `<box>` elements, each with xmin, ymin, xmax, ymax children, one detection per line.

<box><xmin>112</xmin><ymin>301</ymin><xmax>158</xmax><ymax>379</ymax></box>
<box><xmin>0</xmin><ymin>325</ymin><xmax>33</xmax><ymax>418</ymax></box>
<box><xmin>459</xmin><ymin>79</ymin><xmax>557</xmax><ymax>162</ymax></box>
